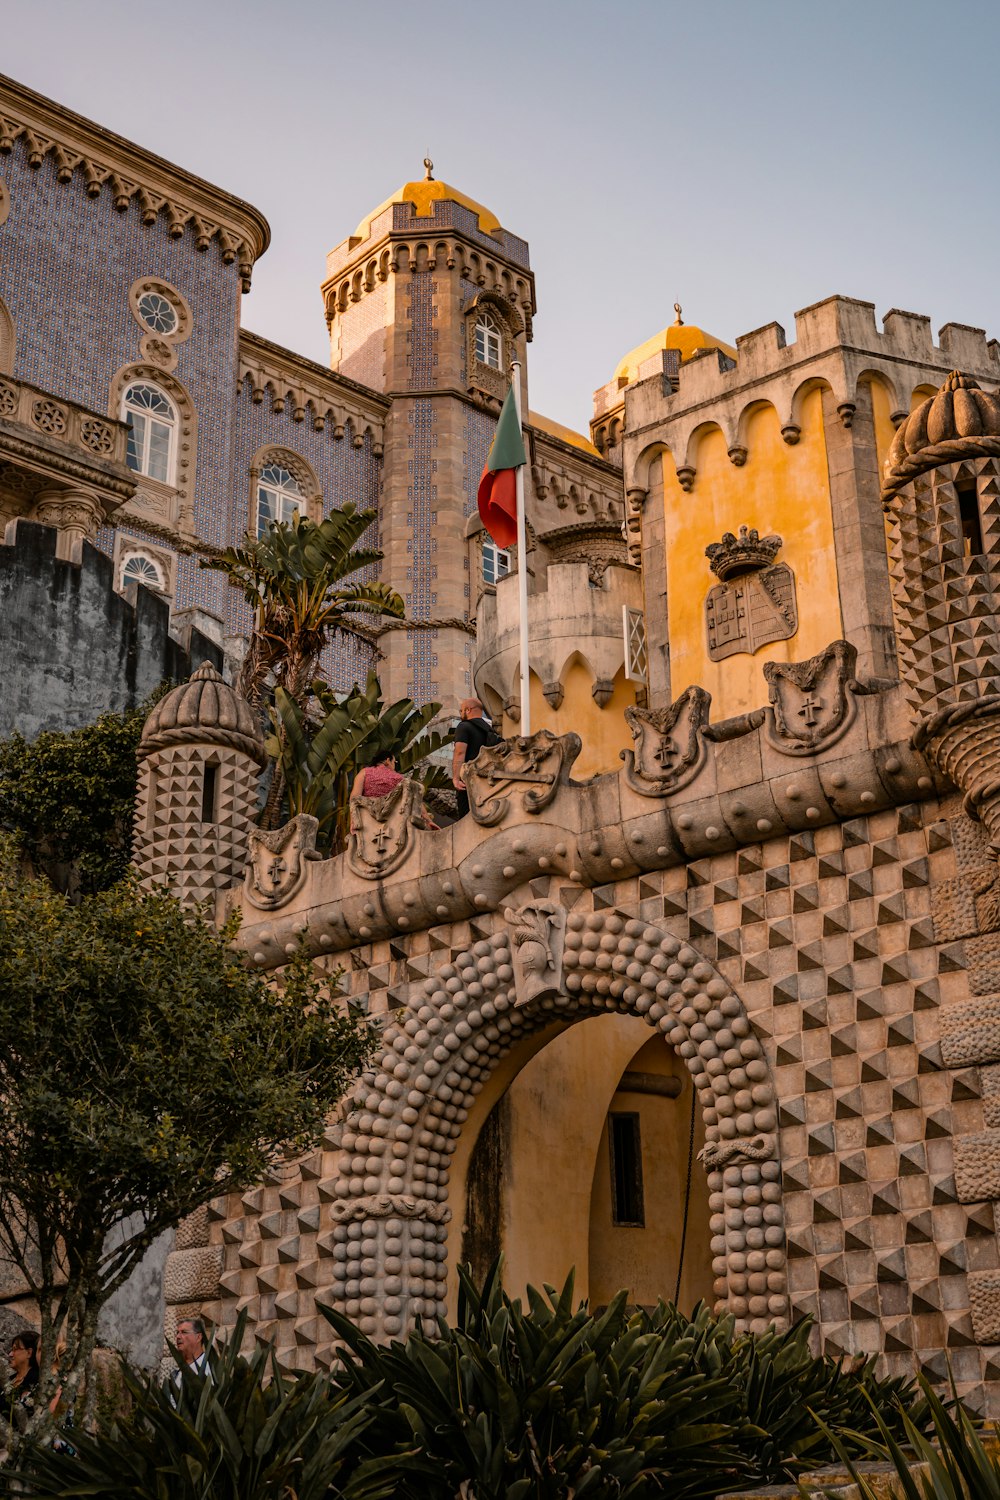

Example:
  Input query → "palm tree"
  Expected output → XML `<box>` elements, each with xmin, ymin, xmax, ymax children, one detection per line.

<box><xmin>266</xmin><ymin>675</ymin><xmax>449</xmax><ymax>853</ymax></box>
<box><xmin>201</xmin><ymin>507</ymin><xmax>404</xmax><ymax>711</ymax></box>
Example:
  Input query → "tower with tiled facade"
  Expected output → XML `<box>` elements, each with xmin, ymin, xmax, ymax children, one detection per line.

<box><xmin>321</xmin><ymin>162</ymin><xmax>536</xmax><ymax>708</ymax></box>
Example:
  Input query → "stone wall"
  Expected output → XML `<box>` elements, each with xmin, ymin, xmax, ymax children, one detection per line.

<box><xmin>0</xmin><ymin>522</ymin><xmax>220</xmax><ymax>740</ymax></box>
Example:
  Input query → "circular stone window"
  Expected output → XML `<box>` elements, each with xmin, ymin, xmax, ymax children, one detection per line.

<box><xmin>136</xmin><ymin>290</ymin><xmax>178</xmax><ymax>336</ymax></box>
<box><xmin>128</xmin><ymin>278</ymin><xmax>192</xmax><ymax>343</ymax></box>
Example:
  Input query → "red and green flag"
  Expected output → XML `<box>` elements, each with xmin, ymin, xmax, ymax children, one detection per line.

<box><xmin>477</xmin><ymin>384</ymin><xmax>527</xmax><ymax>549</ymax></box>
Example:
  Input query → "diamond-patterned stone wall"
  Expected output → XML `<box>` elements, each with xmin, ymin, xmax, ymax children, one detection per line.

<box><xmin>170</xmin><ymin>789</ymin><xmax>1000</xmax><ymax>1414</ymax></box>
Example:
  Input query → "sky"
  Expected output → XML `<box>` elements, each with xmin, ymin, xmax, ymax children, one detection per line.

<box><xmin>4</xmin><ymin>0</ymin><xmax>1000</xmax><ymax>431</ymax></box>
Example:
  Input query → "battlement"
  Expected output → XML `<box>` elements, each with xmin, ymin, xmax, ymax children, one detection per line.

<box><xmin>622</xmin><ymin>295</ymin><xmax>1000</xmax><ymax>480</ymax></box>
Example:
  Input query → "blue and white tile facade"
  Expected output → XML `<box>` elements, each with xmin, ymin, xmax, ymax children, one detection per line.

<box><xmin>0</xmin><ymin>131</ymin><xmax>384</xmax><ymax>695</ymax></box>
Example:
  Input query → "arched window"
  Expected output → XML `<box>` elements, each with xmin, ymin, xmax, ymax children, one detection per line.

<box><xmin>122</xmin><ymin>382</ymin><xmax>177</xmax><ymax>485</ymax></box>
<box><xmin>256</xmin><ymin>460</ymin><xmax>305</xmax><ymax>536</ymax></box>
<box><xmin>120</xmin><ymin>552</ymin><xmax>166</xmax><ymax>593</ymax></box>
<box><xmin>474</xmin><ymin>314</ymin><xmax>503</xmax><ymax>371</ymax></box>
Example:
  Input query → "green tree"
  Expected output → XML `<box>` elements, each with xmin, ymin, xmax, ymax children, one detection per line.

<box><xmin>202</xmin><ymin>509</ymin><xmax>404</xmax><ymax>712</ymax></box>
<box><xmin>0</xmin><ymin>698</ymin><xmax>161</xmax><ymax>895</ymax></box>
<box><xmin>267</xmin><ymin>673</ymin><xmax>449</xmax><ymax>853</ymax></box>
<box><xmin>0</xmin><ymin>860</ymin><xmax>374</xmax><ymax>1453</ymax></box>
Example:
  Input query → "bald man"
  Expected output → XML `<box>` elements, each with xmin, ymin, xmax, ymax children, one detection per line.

<box><xmin>452</xmin><ymin>698</ymin><xmax>498</xmax><ymax>817</ymax></box>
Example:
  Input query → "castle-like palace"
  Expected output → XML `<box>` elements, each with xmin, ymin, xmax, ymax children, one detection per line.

<box><xmin>5</xmin><ymin>72</ymin><xmax>1000</xmax><ymax>1415</ymax></box>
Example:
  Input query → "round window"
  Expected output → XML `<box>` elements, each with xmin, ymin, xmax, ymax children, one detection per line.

<box><xmin>136</xmin><ymin>291</ymin><xmax>179</xmax><ymax>336</ymax></box>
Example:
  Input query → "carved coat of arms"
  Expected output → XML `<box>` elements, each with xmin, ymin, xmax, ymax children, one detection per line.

<box><xmin>704</xmin><ymin>526</ymin><xmax>797</xmax><ymax>660</ymax></box>
<box><xmin>466</xmin><ymin>729</ymin><xmax>581</xmax><ymax>826</ymax></box>
<box><xmin>621</xmin><ymin>685</ymin><xmax>711</xmax><ymax>797</ymax></box>
<box><xmin>347</xmin><ymin>779</ymin><xmax>425</xmax><ymax>879</ymax></box>
<box><xmin>505</xmin><ymin>900</ymin><xmax>567</xmax><ymax>1007</ymax></box>
<box><xmin>244</xmin><ymin>814</ymin><xmax>319</xmax><ymax>910</ymax></box>
<box><xmin>763</xmin><ymin>639</ymin><xmax>860</xmax><ymax>754</ymax></box>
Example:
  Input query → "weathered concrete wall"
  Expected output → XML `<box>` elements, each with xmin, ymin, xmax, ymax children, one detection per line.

<box><xmin>0</xmin><ymin>523</ymin><xmax>221</xmax><ymax>740</ymax></box>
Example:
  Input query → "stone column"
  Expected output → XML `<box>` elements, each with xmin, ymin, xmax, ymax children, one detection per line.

<box><xmin>30</xmin><ymin>487</ymin><xmax>104</xmax><ymax>562</ymax></box>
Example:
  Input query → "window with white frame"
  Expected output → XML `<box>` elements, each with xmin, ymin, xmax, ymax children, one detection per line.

<box><xmin>256</xmin><ymin>461</ymin><xmax>306</xmax><ymax>536</ymax></box>
<box><xmin>474</xmin><ymin>314</ymin><xmax>503</xmax><ymax>371</ymax></box>
<box><xmin>122</xmin><ymin>383</ymin><xmax>177</xmax><ymax>485</ymax></box>
<box><xmin>482</xmin><ymin>538</ymin><xmax>510</xmax><ymax>586</ymax></box>
<box><xmin>120</xmin><ymin>552</ymin><xmax>166</xmax><ymax>594</ymax></box>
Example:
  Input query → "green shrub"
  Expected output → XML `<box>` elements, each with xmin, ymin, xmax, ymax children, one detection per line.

<box><xmin>812</xmin><ymin>1372</ymin><xmax>997</xmax><ymax>1499</ymax></box>
<box><xmin>5</xmin><ymin>1267</ymin><xmax>933</xmax><ymax>1499</ymax></box>
<box><xmin>322</xmin><ymin>1262</ymin><xmax>927</xmax><ymax>1498</ymax></box>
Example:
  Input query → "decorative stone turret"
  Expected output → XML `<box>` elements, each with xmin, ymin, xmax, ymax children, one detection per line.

<box><xmin>882</xmin><ymin>371</ymin><xmax>1000</xmax><ymax>855</ymax></box>
<box><xmin>132</xmin><ymin>662</ymin><xmax>266</xmax><ymax>907</ymax></box>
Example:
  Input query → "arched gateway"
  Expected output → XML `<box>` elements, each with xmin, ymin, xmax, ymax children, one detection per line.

<box><xmin>315</xmin><ymin>906</ymin><xmax>785</xmax><ymax>1345</ymax></box>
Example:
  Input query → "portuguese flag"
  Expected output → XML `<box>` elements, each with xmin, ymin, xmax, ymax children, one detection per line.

<box><xmin>477</xmin><ymin>383</ymin><xmax>527</xmax><ymax>549</ymax></box>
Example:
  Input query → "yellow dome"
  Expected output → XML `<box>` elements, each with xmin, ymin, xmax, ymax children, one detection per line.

<box><xmin>613</xmin><ymin>309</ymin><xmax>736</xmax><ymax>387</ymax></box>
<box><xmin>355</xmin><ymin>166</ymin><xmax>501</xmax><ymax>242</ymax></box>
<box><xmin>528</xmin><ymin>410</ymin><xmax>601</xmax><ymax>458</ymax></box>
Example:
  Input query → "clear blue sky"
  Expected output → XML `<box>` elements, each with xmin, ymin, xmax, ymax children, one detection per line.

<box><xmin>4</xmin><ymin>0</ymin><xmax>999</xmax><ymax>430</ymax></box>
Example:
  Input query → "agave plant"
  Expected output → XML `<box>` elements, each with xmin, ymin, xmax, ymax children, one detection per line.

<box><xmin>202</xmin><ymin>509</ymin><xmax>404</xmax><ymax>711</ymax></box>
<box><xmin>266</xmin><ymin>672</ymin><xmax>449</xmax><ymax>851</ymax></box>
<box><xmin>810</xmin><ymin>1372</ymin><xmax>995</xmax><ymax>1500</ymax></box>
<box><xmin>1</xmin><ymin>1314</ymin><xmax>415</xmax><ymax>1500</ymax></box>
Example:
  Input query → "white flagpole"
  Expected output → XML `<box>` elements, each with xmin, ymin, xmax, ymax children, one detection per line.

<box><xmin>510</xmin><ymin>360</ymin><xmax>530</xmax><ymax>736</ymax></box>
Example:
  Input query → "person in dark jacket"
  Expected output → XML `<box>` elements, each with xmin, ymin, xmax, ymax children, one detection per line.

<box><xmin>452</xmin><ymin>698</ymin><xmax>498</xmax><ymax>817</ymax></box>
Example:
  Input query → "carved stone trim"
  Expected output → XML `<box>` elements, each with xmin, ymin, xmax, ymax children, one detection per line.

<box><xmin>504</xmin><ymin>900</ymin><xmax>566</xmax><ymax>1006</ymax></box>
<box><xmin>465</xmin><ymin>729</ymin><xmax>581</xmax><ymax>826</ymax></box>
<box><xmin>763</xmin><ymin>640</ymin><xmax>860</xmax><ymax>755</ymax></box>
<box><xmin>0</xmin><ymin>80</ymin><xmax>268</xmax><ymax>288</ymax></box>
<box><xmin>0</xmin><ymin>178</ymin><xmax>8</xmax><ymax>228</ymax></box>
<box><xmin>244</xmin><ymin>816</ymin><xmax>320</xmax><ymax>911</ymax></box>
<box><xmin>622</xmin><ymin>685</ymin><xmax>711</xmax><ymax>797</ymax></box>
<box><xmin>347</xmin><ymin>780</ymin><xmax>426</xmax><ymax>879</ymax></box>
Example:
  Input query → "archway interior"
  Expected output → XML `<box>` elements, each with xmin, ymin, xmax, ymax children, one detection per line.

<box><xmin>458</xmin><ymin>1013</ymin><xmax>713</xmax><ymax>1313</ymax></box>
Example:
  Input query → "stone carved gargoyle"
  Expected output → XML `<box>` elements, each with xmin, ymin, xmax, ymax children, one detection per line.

<box><xmin>347</xmin><ymin>779</ymin><xmax>427</xmax><ymax>880</ymax></box>
<box><xmin>505</xmin><ymin>900</ymin><xmax>567</xmax><ymax>1007</ymax></box>
<box><xmin>466</xmin><ymin>729</ymin><xmax>581</xmax><ymax>827</ymax></box>
<box><xmin>621</xmin><ymin>684</ymin><xmax>711</xmax><ymax>796</ymax></box>
<box><xmin>244</xmin><ymin>814</ymin><xmax>320</xmax><ymax>910</ymax></box>
<box><xmin>763</xmin><ymin>639</ymin><xmax>861</xmax><ymax>755</ymax></box>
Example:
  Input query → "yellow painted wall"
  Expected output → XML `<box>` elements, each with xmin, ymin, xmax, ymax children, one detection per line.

<box><xmin>662</xmin><ymin>388</ymin><xmax>842</xmax><ymax>715</ymax></box>
<box><xmin>501</xmin><ymin>665</ymin><xmax>635</xmax><ymax>779</ymax></box>
<box><xmin>447</xmin><ymin>1014</ymin><xmax>712</xmax><ymax>1315</ymax></box>
<box><xmin>588</xmin><ymin>1034</ymin><xmax>713</xmax><ymax>1311</ymax></box>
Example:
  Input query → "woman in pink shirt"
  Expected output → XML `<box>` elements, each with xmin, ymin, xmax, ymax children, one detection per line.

<box><xmin>350</xmin><ymin>752</ymin><xmax>439</xmax><ymax>828</ymax></box>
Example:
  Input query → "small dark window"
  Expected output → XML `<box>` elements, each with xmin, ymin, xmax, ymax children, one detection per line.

<box><xmin>957</xmin><ymin>481</ymin><xmax>984</xmax><ymax>558</ymax></box>
<box><xmin>609</xmin><ymin>1112</ymin><xmax>644</xmax><ymax>1226</ymax></box>
<box><xmin>201</xmin><ymin>763</ymin><xmax>218</xmax><ymax>824</ymax></box>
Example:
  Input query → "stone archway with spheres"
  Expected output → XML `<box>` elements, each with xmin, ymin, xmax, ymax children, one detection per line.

<box><xmin>215</xmin><ymin>905</ymin><xmax>787</xmax><ymax>1363</ymax></box>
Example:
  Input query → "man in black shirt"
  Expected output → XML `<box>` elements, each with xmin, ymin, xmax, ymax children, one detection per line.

<box><xmin>452</xmin><ymin>697</ymin><xmax>498</xmax><ymax>817</ymax></box>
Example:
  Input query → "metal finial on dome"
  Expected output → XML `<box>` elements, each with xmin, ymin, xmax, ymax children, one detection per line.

<box><xmin>423</xmin><ymin>156</ymin><xmax>434</xmax><ymax>181</ymax></box>
<box><xmin>673</xmin><ymin>302</ymin><xmax>684</xmax><ymax>326</ymax></box>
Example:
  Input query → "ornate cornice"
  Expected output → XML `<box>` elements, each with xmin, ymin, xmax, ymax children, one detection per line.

<box><xmin>0</xmin><ymin>73</ymin><xmax>270</xmax><ymax>290</ymax></box>
<box><xmin>238</xmin><ymin>331</ymin><xmax>389</xmax><ymax>454</ymax></box>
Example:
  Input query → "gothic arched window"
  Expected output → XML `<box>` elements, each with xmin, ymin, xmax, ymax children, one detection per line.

<box><xmin>474</xmin><ymin>314</ymin><xmax>503</xmax><ymax>371</ymax></box>
<box><xmin>256</xmin><ymin>461</ymin><xmax>305</xmax><ymax>536</ymax></box>
<box><xmin>122</xmin><ymin>382</ymin><xmax>177</xmax><ymax>485</ymax></box>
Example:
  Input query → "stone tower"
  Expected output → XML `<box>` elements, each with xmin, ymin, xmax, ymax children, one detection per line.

<box><xmin>321</xmin><ymin>165</ymin><xmax>536</xmax><ymax>710</ymax></box>
<box><xmin>882</xmin><ymin>372</ymin><xmax>1000</xmax><ymax>853</ymax></box>
<box><xmin>132</xmin><ymin>662</ymin><xmax>266</xmax><ymax>907</ymax></box>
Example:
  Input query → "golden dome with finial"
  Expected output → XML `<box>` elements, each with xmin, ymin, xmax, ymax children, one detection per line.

<box><xmin>612</xmin><ymin>303</ymin><xmax>736</xmax><ymax>388</ymax></box>
<box><xmin>353</xmin><ymin>157</ymin><xmax>502</xmax><ymax>242</ymax></box>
